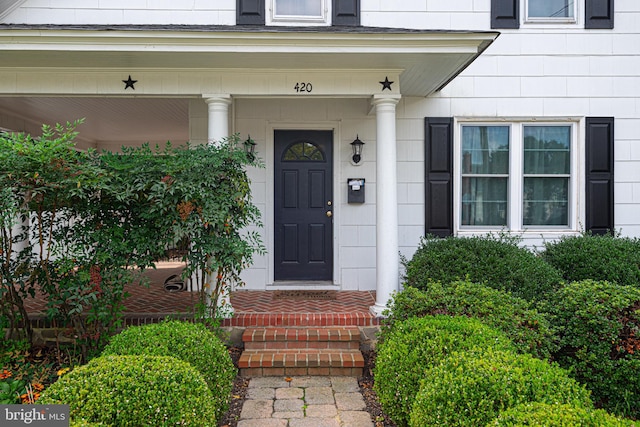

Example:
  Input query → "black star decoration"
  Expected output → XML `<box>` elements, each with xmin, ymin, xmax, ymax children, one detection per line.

<box><xmin>380</xmin><ymin>76</ymin><xmax>394</xmax><ymax>91</ymax></box>
<box><xmin>122</xmin><ymin>75</ymin><xmax>137</xmax><ymax>90</ymax></box>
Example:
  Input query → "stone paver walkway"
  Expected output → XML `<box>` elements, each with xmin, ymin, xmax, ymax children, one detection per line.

<box><xmin>238</xmin><ymin>376</ymin><xmax>374</xmax><ymax>427</ymax></box>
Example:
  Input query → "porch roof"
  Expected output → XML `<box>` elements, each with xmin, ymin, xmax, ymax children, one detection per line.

<box><xmin>0</xmin><ymin>24</ymin><xmax>499</xmax><ymax>97</ymax></box>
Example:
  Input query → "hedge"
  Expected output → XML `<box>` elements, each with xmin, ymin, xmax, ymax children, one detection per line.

<box><xmin>541</xmin><ymin>280</ymin><xmax>640</xmax><ymax>418</ymax></box>
<box><xmin>488</xmin><ymin>402</ymin><xmax>636</xmax><ymax>426</ymax></box>
<box><xmin>383</xmin><ymin>283</ymin><xmax>556</xmax><ymax>359</ymax></box>
<box><xmin>101</xmin><ymin>320</ymin><xmax>235</xmax><ymax>421</ymax></box>
<box><xmin>409</xmin><ymin>349</ymin><xmax>592</xmax><ymax>427</ymax></box>
<box><xmin>374</xmin><ymin>315</ymin><xmax>514</xmax><ymax>427</ymax></box>
<box><xmin>542</xmin><ymin>233</ymin><xmax>640</xmax><ymax>288</ymax></box>
<box><xmin>39</xmin><ymin>355</ymin><xmax>218</xmax><ymax>426</ymax></box>
<box><xmin>404</xmin><ymin>234</ymin><xmax>563</xmax><ymax>301</ymax></box>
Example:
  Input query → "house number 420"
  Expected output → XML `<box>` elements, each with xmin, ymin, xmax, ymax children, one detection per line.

<box><xmin>294</xmin><ymin>82</ymin><xmax>313</xmax><ymax>93</ymax></box>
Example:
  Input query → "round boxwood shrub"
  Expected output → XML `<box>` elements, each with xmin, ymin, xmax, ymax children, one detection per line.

<box><xmin>374</xmin><ymin>315</ymin><xmax>515</xmax><ymax>427</ymax></box>
<box><xmin>405</xmin><ymin>234</ymin><xmax>563</xmax><ymax>301</ymax></box>
<box><xmin>382</xmin><ymin>282</ymin><xmax>556</xmax><ymax>359</ymax></box>
<box><xmin>542</xmin><ymin>233</ymin><xmax>640</xmax><ymax>288</ymax></box>
<box><xmin>101</xmin><ymin>320</ymin><xmax>235</xmax><ymax>421</ymax></box>
<box><xmin>541</xmin><ymin>280</ymin><xmax>640</xmax><ymax>418</ymax></box>
<box><xmin>39</xmin><ymin>355</ymin><xmax>218</xmax><ymax>426</ymax></box>
<box><xmin>488</xmin><ymin>402</ymin><xmax>635</xmax><ymax>426</ymax></box>
<box><xmin>409</xmin><ymin>349</ymin><xmax>592</xmax><ymax>427</ymax></box>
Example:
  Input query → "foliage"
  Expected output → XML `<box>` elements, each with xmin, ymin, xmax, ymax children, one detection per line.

<box><xmin>95</xmin><ymin>136</ymin><xmax>264</xmax><ymax>320</ymax></box>
<box><xmin>39</xmin><ymin>355</ymin><xmax>218</xmax><ymax>426</ymax></box>
<box><xmin>383</xmin><ymin>283</ymin><xmax>556</xmax><ymax>359</ymax></box>
<box><xmin>101</xmin><ymin>320</ymin><xmax>235</xmax><ymax>421</ymax></box>
<box><xmin>542</xmin><ymin>232</ymin><xmax>640</xmax><ymax>288</ymax></box>
<box><xmin>540</xmin><ymin>280</ymin><xmax>640</xmax><ymax>418</ymax></box>
<box><xmin>409</xmin><ymin>349</ymin><xmax>592</xmax><ymax>427</ymax></box>
<box><xmin>488</xmin><ymin>402</ymin><xmax>636</xmax><ymax>426</ymax></box>
<box><xmin>0</xmin><ymin>375</ymin><xmax>27</xmax><ymax>404</ymax></box>
<box><xmin>374</xmin><ymin>315</ymin><xmax>514</xmax><ymax>427</ymax></box>
<box><xmin>1</xmin><ymin>123</ymin><xmax>263</xmax><ymax>354</ymax></box>
<box><xmin>404</xmin><ymin>234</ymin><xmax>563</xmax><ymax>301</ymax></box>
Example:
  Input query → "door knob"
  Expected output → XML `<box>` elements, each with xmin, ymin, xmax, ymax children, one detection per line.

<box><xmin>326</xmin><ymin>211</ymin><xmax>333</xmax><ymax>218</ymax></box>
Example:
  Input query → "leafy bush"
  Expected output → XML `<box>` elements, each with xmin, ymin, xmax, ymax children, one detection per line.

<box><xmin>409</xmin><ymin>349</ymin><xmax>592</xmax><ymax>427</ymax></box>
<box><xmin>383</xmin><ymin>283</ymin><xmax>556</xmax><ymax>359</ymax></box>
<box><xmin>39</xmin><ymin>355</ymin><xmax>218</xmax><ymax>426</ymax></box>
<box><xmin>404</xmin><ymin>234</ymin><xmax>563</xmax><ymax>301</ymax></box>
<box><xmin>541</xmin><ymin>280</ymin><xmax>640</xmax><ymax>418</ymax></box>
<box><xmin>542</xmin><ymin>233</ymin><xmax>640</xmax><ymax>288</ymax></box>
<box><xmin>488</xmin><ymin>402</ymin><xmax>636</xmax><ymax>426</ymax></box>
<box><xmin>374</xmin><ymin>315</ymin><xmax>514</xmax><ymax>427</ymax></box>
<box><xmin>70</xmin><ymin>421</ymin><xmax>106</xmax><ymax>427</ymax></box>
<box><xmin>101</xmin><ymin>320</ymin><xmax>235</xmax><ymax>421</ymax></box>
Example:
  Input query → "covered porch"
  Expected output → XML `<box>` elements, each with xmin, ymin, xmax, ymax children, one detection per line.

<box><xmin>0</xmin><ymin>24</ymin><xmax>498</xmax><ymax>315</ymax></box>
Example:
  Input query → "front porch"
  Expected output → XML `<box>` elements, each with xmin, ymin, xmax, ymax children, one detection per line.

<box><xmin>23</xmin><ymin>262</ymin><xmax>381</xmax><ymax>376</ymax></box>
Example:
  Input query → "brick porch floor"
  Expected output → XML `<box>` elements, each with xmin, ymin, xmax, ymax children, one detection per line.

<box><xmin>24</xmin><ymin>262</ymin><xmax>380</xmax><ymax>327</ymax></box>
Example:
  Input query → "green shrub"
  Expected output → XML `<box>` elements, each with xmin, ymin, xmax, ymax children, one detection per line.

<box><xmin>409</xmin><ymin>349</ymin><xmax>592</xmax><ymax>427</ymax></box>
<box><xmin>488</xmin><ymin>402</ymin><xmax>636</xmax><ymax>426</ymax></box>
<box><xmin>39</xmin><ymin>355</ymin><xmax>218</xmax><ymax>426</ymax></box>
<box><xmin>383</xmin><ymin>283</ymin><xmax>556</xmax><ymax>359</ymax></box>
<box><xmin>101</xmin><ymin>320</ymin><xmax>235</xmax><ymax>422</ymax></box>
<box><xmin>541</xmin><ymin>280</ymin><xmax>640</xmax><ymax>418</ymax></box>
<box><xmin>404</xmin><ymin>234</ymin><xmax>563</xmax><ymax>301</ymax></box>
<box><xmin>70</xmin><ymin>421</ymin><xmax>106</xmax><ymax>427</ymax></box>
<box><xmin>543</xmin><ymin>233</ymin><xmax>640</xmax><ymax>288</ymax></box>
<box><xmin>374</xmin><ymin>315</ymin><xmax>514</xmax><ymax>427</ymax></box>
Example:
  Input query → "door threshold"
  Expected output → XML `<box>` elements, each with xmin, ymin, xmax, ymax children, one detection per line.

<box><xmin>267</xmin><ymin>281</ymin><xmax>339</xmax><ymax>291</ymax></box>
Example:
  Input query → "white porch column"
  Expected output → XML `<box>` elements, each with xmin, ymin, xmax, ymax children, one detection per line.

<box><xmin>370</xmin><ymin>94</ymin><xmax>401</xmax><ymax>316</ymax></box>
<box><xmin>201</xmin><ymin>94</ymin><xmax>234</xmax><ymax>316</ymax></box>
<box><xmin>203</xmin><ymin>95</ymin><xmax>232</xmax><ymax>144</ymax></box>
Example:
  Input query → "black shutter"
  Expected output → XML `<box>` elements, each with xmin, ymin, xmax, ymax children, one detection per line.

<box><xmin>333</xmin><ymin>0</ymin><xmax>360</xmax><ymax>26</ymax></box>
<box><xmin>491</xmin><ymin>0</ymin><xmax>519</xmax><ymax>29</ymax></box>
<box><xmin>425</xmin><ymin>118</ymin><xmax>454</xmax><ymax>237</ymax></box>
<box><xmin>237</xmin><ymin>0</ymin><xmax>265</xmax><ymax>25</ymax></box>
<box><xmin>585</xmin><ymin>117</ymin><xmax>614</xmax><ymax>235</ymax></box>
<box><xmin>585</xmin><ymin>0</ymin><xmax>614</xmax><ymax>29</ymax></box>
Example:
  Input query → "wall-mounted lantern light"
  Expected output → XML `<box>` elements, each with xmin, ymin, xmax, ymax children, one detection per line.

<box><xmin>350</xmin><ymin>135</ymin><xmax>364</xmax><ymax>165</ymax></box>
<box><xmin>244</xmin><ymin>135</ymin><xmax>257</xmax><ymax>161</ymax></box>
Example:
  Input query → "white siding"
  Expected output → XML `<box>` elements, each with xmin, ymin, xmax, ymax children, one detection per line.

<box><xmin>2</xmin><ymin>0</ymin><xmax>235</xmax><ymax>25</ymax></box>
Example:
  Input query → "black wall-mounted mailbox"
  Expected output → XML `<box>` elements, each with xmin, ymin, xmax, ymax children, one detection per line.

<box><xmin>348</xmin><ymin>178</ymin><xmax>365</xmax><ymax>203</ymax></box>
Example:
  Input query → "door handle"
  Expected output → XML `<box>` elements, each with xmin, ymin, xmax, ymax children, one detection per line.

<box><xmin>326</xmin><ymin>211</ymin><xmax>333</xmax><ymax>218</ymax></box>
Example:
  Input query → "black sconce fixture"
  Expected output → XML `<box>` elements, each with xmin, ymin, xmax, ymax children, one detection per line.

<box><xmin>350</xmin><ymin>135</ymin><xmax>364</xmax><ymax>165</ymax></box>
<box><xmin>243</xmin><ymin>135</ymin><xmax>257</xmax><ymax>161</ymax></box>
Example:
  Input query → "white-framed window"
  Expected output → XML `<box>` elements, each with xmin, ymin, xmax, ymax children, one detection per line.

<box><xmin>457</xmin><ymin>120</ymin><xmax>579</xmax><ymax>232</ymax></box>
<box><xmin>525</xmin><ymin>0</ymin><xmax>577</xmax><ymax>23</ymax></box>
<box><xmin>268</xmin><ymin>0</ymin><xmax>330</xmax><ymax>26</ymax></box>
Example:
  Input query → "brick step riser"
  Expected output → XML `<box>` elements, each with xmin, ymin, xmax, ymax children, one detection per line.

<box><xmin>244</xmin><ymin>341</ymin><xmax>360</xmax><ymax>350</ymax></box>
<box><xmin>238</xmin><ymin>350</ymin><xmax>365</xmax><ymax>369</ymax></box>
<box><xmin>238</xmin><ymin>325</ymin><xmax>367</xmax><ymax>377</ymax></box>
<box><xmin>240</xmin><ymin>367</ymin><xmax>363</xmax><ymax>377</ymax></box>
<box><xmin>223</xmin><ymin>313</ymin><xmax>379</xmax><ymax>328</ymax></box>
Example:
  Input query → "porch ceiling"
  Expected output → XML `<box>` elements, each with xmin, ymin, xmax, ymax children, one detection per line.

<box><xmin>0</xmin><ymin>97</ymin><xmax>190</xmax><ymax>149</ymax></box>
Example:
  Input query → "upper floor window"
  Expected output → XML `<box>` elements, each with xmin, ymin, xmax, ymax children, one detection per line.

<box><xmin>491</xmin><ymin>0</ymin><xmax>613</xmax><ymax>29</ymax></box>
<box><xmin>269</xmin><ymin>0</ymin><xmax>329</xmax><ymax>25</ymax></box>
<box><xmin>526</xmin><ymin>0</ymin><xmax>576</xmax><ymax>22</ymax></box>
<box><xmin>237</xmin><ymin>0</ymin><xmax>360</xmax><ymax>27</ymax></box>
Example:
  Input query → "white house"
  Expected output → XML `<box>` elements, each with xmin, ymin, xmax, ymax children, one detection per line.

<box><xmin>0</xmin><ymin>0</ymin><xmax>634</xmax><ymax>315</ymax></box>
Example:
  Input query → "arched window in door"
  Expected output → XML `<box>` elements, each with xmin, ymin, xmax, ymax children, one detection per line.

<box><xmin>282</xmin><ymin>141</ymin><xmax>325</xmax><ymax>162</ymax></box>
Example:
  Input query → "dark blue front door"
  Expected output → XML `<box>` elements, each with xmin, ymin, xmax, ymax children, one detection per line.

<box><xmin>274</xmin><ymin>130</ymin><xmax>333</xmax><ymax>281</ymax></box>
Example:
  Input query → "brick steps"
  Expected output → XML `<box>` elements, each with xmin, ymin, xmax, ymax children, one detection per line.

<box><xmin>223</xmin><ymin>312</ymin><xmax>379</xmax><ymax>327</ymax></box>
<box><xmin>239</xmin><ymin>326</ymin><xmax>365</xmax><ymax>377</ymax></box>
